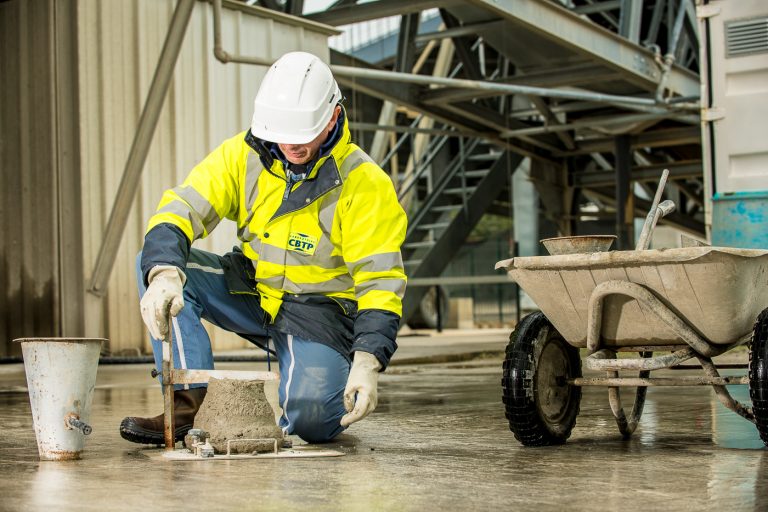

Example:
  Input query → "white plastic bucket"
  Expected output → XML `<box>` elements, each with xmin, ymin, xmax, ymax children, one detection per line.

<box><xmin>15</xmin><ymin>338</ymin><xmax>104</xmax><ymax>461</ymax></box>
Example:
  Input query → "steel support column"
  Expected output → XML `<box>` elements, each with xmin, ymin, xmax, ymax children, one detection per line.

<box><xmin>619</xmin><ymin>0</ymin><xmax>643</xmax><ymax>43</ymax></box>
<box><xmin>614</xmin><ymin>135</ymin><xmax>634</xmax><ymax>249</ymax></box>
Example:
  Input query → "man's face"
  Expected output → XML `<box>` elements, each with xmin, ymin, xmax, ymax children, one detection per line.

<box><xmin>279</xmin><ymin>106</ymin><xmax>341</xmax><ymax>165</ymax></box>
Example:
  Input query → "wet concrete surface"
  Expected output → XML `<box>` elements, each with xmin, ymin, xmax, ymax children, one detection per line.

<box><xmin>1</xmin><ymin>341</ymin><xmax>767</xmax><ymax>511</ymax></box>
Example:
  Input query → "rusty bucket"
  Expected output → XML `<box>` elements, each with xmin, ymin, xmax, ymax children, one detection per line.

<box><xmin>15</xmin><ymin>338</ymin><xmax>104</xmax><ymax>461</ymax></box>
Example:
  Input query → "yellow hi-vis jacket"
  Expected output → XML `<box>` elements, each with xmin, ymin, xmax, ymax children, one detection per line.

<box><xmin>145</xmin><ymin>111</ymin><xmax>407</xmax><ymax>362</ymax></box>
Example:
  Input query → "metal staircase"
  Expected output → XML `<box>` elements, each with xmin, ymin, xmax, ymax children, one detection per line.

<box><xmin>398</xmin><ymin>136</ymin><xmax>524</xmax><ymax>324</ymax></box>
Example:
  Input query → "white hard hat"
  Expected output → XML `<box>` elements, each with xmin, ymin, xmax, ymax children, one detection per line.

<box><xmin>251</xmin><ymin>51</ymin><xmax>342</xmax><ymax>144</ymax></box>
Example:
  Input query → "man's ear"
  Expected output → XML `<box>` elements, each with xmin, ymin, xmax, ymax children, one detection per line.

<box><xmin>327</xmin><ymin>105</ymin><xmax>341</xmax><ymax>130</ymax></box>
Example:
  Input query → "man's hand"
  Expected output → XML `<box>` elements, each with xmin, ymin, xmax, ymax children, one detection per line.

<box><xmin>139</xmin><ymin>265</ymin><xmax>186</xmax><ymax>341</ymax></box>
<box><xmin>340</xmin><ymin>351</ymin><xmax>382</xmax><ymax>427</ymax></box>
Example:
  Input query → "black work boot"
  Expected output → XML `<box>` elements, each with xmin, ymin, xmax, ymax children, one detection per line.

<box><xmin>119</xmin><ymin>387</ymin><xmax>207</xmax><ymax>445</ymax></box>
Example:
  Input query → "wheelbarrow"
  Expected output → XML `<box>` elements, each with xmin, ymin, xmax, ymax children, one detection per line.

<box><xmin>495</xmin><ymin>245</ymin><xmax>768</xmax><ymax>447</ymax></box>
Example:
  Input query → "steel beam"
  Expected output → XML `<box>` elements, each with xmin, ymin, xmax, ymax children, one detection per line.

<box><xmin>286</xmin><ymin>0</ymin><xmax>304</xmax><ymax>15</ymax></box>
<box><xmin>464</xmin><ymin>0</ymin><xmax>700</xmax><ymax>97</ymax></box>
<box><xmin>559</xmin><ymin>126</ymin><xmax>701</xmax><ymax>155</ymax></box>
<box><xmin>500</xmin><ymin>111</ymin><xmax>697</xmax><ymax>139</ymax></box>
<box><xmin>88</xmin><ymin>0</ymin><xmax>195</xmax><ymax>296</ymax></box>
<box><xmin>407</xmin><ymin>275</ymin><xmax>511</xmax><ymax>286</ymax></box>
<box><xmin>643</xmin><ymin>0</ymin><xmax>666</xmax><ymax>47</ymax></box>
<box><xmin>306</xmin><ymin>0</ymin><xmax>457</xmax><ymax>26</ymax></box>
<box><xmin>573</xmin><ymin>1</ymin><xmax>621</xmax><ymax>15</ymax></box>
<box><xmin>415</xmin><ymin>19</ymin><xmax>504</xmax><ymax>43</ymax></box>
<box><xmin>257</xmin><ymin>0</ymin><xmax>281</xmax><ymax>11</ymax></box>
<box><xmin>395</xmin><ymin>13</ymin><xmax>420</xmax><ymax>73</ymax></box>
<box><xmin>574</xmin><ymin>160</ymin><xmax>702</xmax><ymax>187</ymax></box>
<box><xmin>328</xmin><ymin>0</ymin><xmax>358</xmax><ymax>8</ymax></box>
<box><xmin>441</xmin><ymin>102</ymin><xmax>563</xmax><ymax>153</ymax></box>
<box><xmin>439</xmin><ymin>9</ymin><xmax>485</xmax><ymax>81</ymax></box>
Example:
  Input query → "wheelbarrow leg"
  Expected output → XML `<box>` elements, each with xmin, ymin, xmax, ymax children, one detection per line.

<box><xmin>697</xmin><ymin>355</ymin><xmax>754</xmax><ymax>422</ymax></box>
<box><xmin>607</xmin><ymin>351</ymin><xmax>651</xmax><ymax>438</ymax></box>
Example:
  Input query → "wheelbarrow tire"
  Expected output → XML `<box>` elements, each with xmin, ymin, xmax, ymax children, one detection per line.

<box><xmin>749</xmin><ymin>308</ymin><xmax>768</xmax><ymax>445</ymax></box>
<box><xmin>502</xmin><ymin>311</ymin><xmax>581</xmax><ymax>447</ymax></box>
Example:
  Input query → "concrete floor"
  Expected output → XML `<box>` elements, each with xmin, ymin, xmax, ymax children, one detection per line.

<box><xmin>1</xmin><ymin>333</ymin><xmax>767</xmax><ymax>511</ymax></box>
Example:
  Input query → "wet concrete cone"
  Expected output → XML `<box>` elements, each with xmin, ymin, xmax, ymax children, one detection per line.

<box><xmin>185</xmin><ymin>378</ymin><xmax>283</xmax><ymax>454</ymax></box>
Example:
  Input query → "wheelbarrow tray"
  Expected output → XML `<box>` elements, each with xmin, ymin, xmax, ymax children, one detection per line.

<box><xmin>496</xmin><ymin>247</ymin><xmax>768</xmax><ymax>348</ymax></box>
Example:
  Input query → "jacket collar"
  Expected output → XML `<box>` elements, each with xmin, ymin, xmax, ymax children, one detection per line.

<box><xmin>245</xmin><ymin>106</ymin><xmax>350</xmax><ymax>182</ymax></box>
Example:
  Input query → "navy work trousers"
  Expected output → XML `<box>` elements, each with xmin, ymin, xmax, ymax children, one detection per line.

<box><xmin>136</xmin><ymin>248</ymin><xmax>348</xmax><ymax>443</ymax></box>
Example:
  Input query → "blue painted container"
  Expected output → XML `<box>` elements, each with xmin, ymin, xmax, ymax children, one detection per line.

<box><xmin>712</xmin><ymin>191</ymin><xmax>768</xmax><ymax>249</ymax></box>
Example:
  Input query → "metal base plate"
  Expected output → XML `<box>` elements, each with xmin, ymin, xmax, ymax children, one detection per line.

<box><xmin>161</xmin><ymin>446</ymin><xmax>344</xmax><ymax>461</ymax></box>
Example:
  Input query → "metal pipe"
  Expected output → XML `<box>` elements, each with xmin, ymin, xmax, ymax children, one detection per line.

<box><xmin>499</xmin><ymin>112</ymin><xmax>698</xmax><ymax>139</ymax></box>
<box><xmin>696</xmin><ymin>355</ymin><xmax>755</xmax><ymax>423</ymax></box>
<box><xmin>414</xmin><ymin>20</ymin><xmax>505</xmax><ymax>43</ymax></box>
<box><xmin>607</xmin><ymin>365</ymin><xmax>648</xmax><ymax>438</ymax></box>
<box><xmin>330</xmin><ymin>64</ymin><xmax>698</xmax><ymax>110</ymax></box>
<box><xmin>584</xmin><ymin>347</ymin><xmax>695</xmax><ymax>371</ymax></box>
<box><xmin>88</xmin><ymin>0</ymin><xmax>196</xmax><ymax>296</ymax></box>
<box><xmin>586</xmin><ymin>280</ymin><xmax>723</xmax><ymax>357</ymax></box>
<box><xmin>573</xmin><ymin>376</ymin><xmax>750</xmax><ymax>386</ymax></box>
<box><xmin>213</xmin><ymin>0</ymin><xmax>272</xmax><ymax>66</ymax></box>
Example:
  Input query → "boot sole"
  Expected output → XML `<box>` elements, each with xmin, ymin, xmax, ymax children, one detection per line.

<box><xmin>119</xmin><ymin>417</ymin><xmax>192</xmax><ymax>445</ymax></box>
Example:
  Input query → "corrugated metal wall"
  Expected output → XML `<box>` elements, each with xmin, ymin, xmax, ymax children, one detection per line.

<box><xmin>0</xmin><ymin>0</ymin><xmax>64</xmax><ymax>356</ymax></box>
<box><xmin>0</xmin><ymin>0</ymin><xmax>334</xmax><ymax>356</ymax></box>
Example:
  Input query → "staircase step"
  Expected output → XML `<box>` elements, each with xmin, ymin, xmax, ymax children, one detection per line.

<box><xmin>404</xmin><ymin>240</ymin><xmax>436</xmax><ymax>249</ymax></box>
<box><xmin>468</xmin><ymin>151</ymin><xmax>502</xmax><ymax>162</ymax></box>
<box><xmin>418</xmin><ymin>222</ymin><xmax>450</xmax><ymax>230</ymax></box>
<box><xmin>461</xmin><ymin>169</ymin><xmax>491</xmax><ymax>179</ymax></box>
<box><xmin>431</xmin><ymin>204</ymin><xmax>463</xmax><ymax>213</ymax></box>
<box><xmin>404</xmin><ymin>259</ymin><xmax>423</xmax><ymax>267</ymax></box>
<box><xmin>444</xmin><ymin>187</ymin><xmax>477</xmax><ymax>195</ymax></box>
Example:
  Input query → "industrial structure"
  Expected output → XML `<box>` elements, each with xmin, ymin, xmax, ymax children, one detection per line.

<box><xmin>1</xmin><ymin>0</ymin><xmax>767</xmax><ymax>356</ymax></box>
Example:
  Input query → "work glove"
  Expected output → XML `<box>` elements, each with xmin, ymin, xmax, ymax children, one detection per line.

<box><xmin>139</xmin><ymin>265</ymin><xmax>186</xmax><ymax>341</ymax></box>
<box><xmin>340</xmin><ymin>351</ymin><xmax>382</xmax><ymax>427</ymax></box>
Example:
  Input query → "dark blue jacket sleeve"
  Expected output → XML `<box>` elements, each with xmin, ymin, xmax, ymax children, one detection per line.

<box><xmin>140</xmin><ymin>223</ymin><xmax>191</xmax><ymax>286</ymax></box>
<box><xmin>352</xmin><ymin>309</ymin><xmax>400</xmax><ymax>370</ymax></box>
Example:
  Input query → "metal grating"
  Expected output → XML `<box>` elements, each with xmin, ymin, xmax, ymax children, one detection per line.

<box><xmin>725</xmin><ymin>16</ymin><xmax>768</xmax><ymax>58</ymax></box>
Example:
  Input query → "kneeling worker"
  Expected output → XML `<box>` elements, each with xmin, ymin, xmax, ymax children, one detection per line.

<box><xmin>120</xmin><ymin>51</ymin><xmax>407</xmax><ymax>444</ymax></box>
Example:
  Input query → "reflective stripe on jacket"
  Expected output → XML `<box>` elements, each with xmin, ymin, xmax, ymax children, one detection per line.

<box><xmin>146</xmin><ymin>111</ymin><xmax>407</xmax><ymax>326</ymax></box>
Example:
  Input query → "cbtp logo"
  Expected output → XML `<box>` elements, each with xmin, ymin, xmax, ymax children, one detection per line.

<box><xmin>287</xmin><ymin>232</ymin><xmax>318</xmax><ymax>255</ymax></box>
